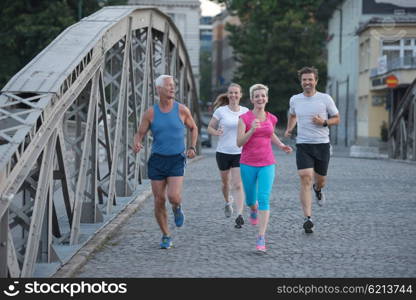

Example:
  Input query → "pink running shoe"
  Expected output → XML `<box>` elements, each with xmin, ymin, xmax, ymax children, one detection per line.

<box><xmin>249</xmin><ymin>208</ymin><xmax>258</xmax><ymax>225</ymax></box>
<box><xmin>256</xmin><ymin>235</ymin><xmax>266</xmax><ymax>252</ymax></box>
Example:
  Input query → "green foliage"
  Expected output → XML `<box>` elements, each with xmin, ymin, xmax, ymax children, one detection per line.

<box><xmin>213</xmin><ymin>0</ymin><xmax>327</xmax><ymax>121</ymax></box>
<box><xmin>0</xmin><ymin>0</ymin><xmax>126</xmax><ymax>89</ymax></box>
<box><xmin>199</xmin><ymin>50</ymin><xmax>213</xmax><ymax>104</ymax></box>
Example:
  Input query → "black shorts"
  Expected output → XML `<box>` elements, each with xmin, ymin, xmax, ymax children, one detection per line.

<box><xmin>147</xmin><ymin>153</ymin><xmax>186</xmax><ymax>180</ymax></box>
<box><xmin>215</xmin><ymin>152</ymin><xmax>241</xmax><ymax>171</ymax></box>
<box><xmin>296</xmin><ymin>143</ymin><xmax>330</xmax><ymax>176</ymax></box>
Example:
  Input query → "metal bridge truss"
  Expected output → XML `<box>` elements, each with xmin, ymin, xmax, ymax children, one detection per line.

<box><xmin>0</xmin><ymin>7</ymin><xmax>199</xmax><ymax>277</ymax></box>
<box><xmin>389</xmin><ymin>79</ymin><xmax>416</xmax><ymax>161</ymax></box>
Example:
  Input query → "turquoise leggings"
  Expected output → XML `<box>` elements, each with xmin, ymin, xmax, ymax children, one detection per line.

<box><xmin>240</xmin><ymin>163</ymin><xmax>275</xmax><ymax>211</ymax></box>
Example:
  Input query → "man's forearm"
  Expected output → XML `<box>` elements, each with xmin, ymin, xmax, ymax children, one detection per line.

<box><xmin>134</xmin><ymin>131</ymin><xmax>144</xmax><ymax>142</ymax></box>
<box><xmin>189</xmin><ymin>127</ymin><xmax>198</xmax><ymax>148</ymax></box>
<box><xmin>287</xmin><ymin>115</ymin><xmax>297</xmax><ymax>131</ymax></box>
<box><xmin>327</xmin><ymin>115</ymin><xmax>340</xmax><ymax>126</ymax></box>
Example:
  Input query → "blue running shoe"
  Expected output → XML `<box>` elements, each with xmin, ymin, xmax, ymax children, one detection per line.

<box><xmin>173</xmin><ymin>205</ymin><xmax>185</xmax><ymax>227</ymax></box>
<box><xmin>160</xmin><ymin>235</ymin><xmax>173</xmax><ymax>249</ymax></box>
<box><xmin>256</xmin><ymin>235</ymin><xmax>266</xmax><ymax>252</ymax></box>
<box><xmin>249</xmin><ymin>208</ymin><xmax>258</xmax><ymax>225</ymax></box>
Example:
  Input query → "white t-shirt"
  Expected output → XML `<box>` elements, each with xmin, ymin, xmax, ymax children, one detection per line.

<box><xmin>289</xmin><ymin>92</ymin><xmax>339</xmax><ymax>144</ymax></box>
<box><xmin>212</xmin><ymin>105</ymin><xmax>249</xmax><ymax>154</ymax></box>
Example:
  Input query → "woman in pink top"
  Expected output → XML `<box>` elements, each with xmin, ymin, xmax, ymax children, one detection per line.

<box><xmin>237</xmin><ymin>84</ymin><xmax>292</xmax><ymax>252</ymax></box>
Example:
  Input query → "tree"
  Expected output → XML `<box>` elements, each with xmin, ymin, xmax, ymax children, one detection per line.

<box><xmin>212</xmin><ymin>0</ymin><xmax>327</xmax><ymax>122</ymax></box>
<box><xmin>0</xmin><ymin>0</ymin><xmax>126</xmax><ymax>89</ymax></box>
<box><xmin>199</xmin><ymin>50</ymin><xmax>213</xmax><ymax>105</ymax></box>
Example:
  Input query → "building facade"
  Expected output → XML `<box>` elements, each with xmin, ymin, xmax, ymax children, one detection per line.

<box><xmin>357</xmin><ymin>16</ymin><xmax>416</xmax><ymax>146</ymax></box>
<box><xmin>199</xmin><ymin>16</ymin><xmax>213</xmax><ymax>106</ymax></box>
<box><xmin>324</xmin><ymin>0</ymin><xmax>416</xmax><ymax>149</ymax></box>
<box><xmin>128</xmin><ymin>0</ymin><xmax>201</xmax><ymax>89</ymax></box>
<box><xmin>200</xmin><ymin>16</ymin><xmax>213</xmax><ymax>52</ymax></box>
<box><xmin>211</xmin><ymin>10</ymin><xmax>240</xmax><ymax>95</ymax></box>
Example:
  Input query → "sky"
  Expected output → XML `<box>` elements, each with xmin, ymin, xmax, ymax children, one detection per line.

<box><xmin>200</xmin><ymin>0</ymin><xmax>224</xmax><ymax>16</ymax></box>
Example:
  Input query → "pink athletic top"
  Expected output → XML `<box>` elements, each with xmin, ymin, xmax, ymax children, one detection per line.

<box><xmin>239</xmin><ymin>110</ymin><xmax>278</xmax><ymax>166</ymax></box>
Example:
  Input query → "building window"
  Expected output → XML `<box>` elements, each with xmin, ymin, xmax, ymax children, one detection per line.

<box><xmin>382</xmin><ymin>49</ymin><xmax>400</xmax><ymax>67</ymax></box>
<box><xmin>381</xmin><ymin>38</ymin><xmax>416</xmax><ymax>68</ymax></box>
<box><xmin>382</xmin><ymin>40</ymin><xmax>400</xmax><ymax>47</ymax></box>
<box><xmin>404</xmin><ymin>49</ymin><xmax>414</xmax><ymax>65</ymax></box>
<box><xmin>360</xmin><ymin>39</ymin><xmax>370</xmax><ymax>72</ymax></box>
<box><xmin>371</xmin><ymin>95</ymin><xmax>387</xmax><ymax>106</ymax></box>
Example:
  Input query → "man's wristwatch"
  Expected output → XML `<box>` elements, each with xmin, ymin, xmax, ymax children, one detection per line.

<box><xmin>323</xmin><ymin>120</ymin><xmax>328</xmax><ymax>127</ymax></box>
<box><xmin>188</xmin><ymin>146</ymin><xmax>196</xmax><ymax>152</ymax></box>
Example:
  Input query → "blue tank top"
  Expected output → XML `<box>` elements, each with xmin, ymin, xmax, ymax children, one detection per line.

<box><xmin>150</xmin><ymin>101</ymin><xmax>185</xmax><ymax>155</ymax></box>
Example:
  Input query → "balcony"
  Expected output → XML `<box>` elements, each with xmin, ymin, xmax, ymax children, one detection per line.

<box><xmin>371</xmin><ymin>56</ymin><xmax>416</xmax><ymax>78</ymax></box>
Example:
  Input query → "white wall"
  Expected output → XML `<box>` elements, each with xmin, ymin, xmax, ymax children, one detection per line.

<box><xmin>326</xmin><ymin>0</ymin><xmax>376</xmax><ymax>146</ymax></box>
<box><xmin>128</xmin><ymin>0</ymin><xmax>201</xmax><ymax>87</ymax></box>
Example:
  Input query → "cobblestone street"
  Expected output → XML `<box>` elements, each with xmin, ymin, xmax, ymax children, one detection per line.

<box><xmin>72</xmin><ymin>144</ymin><xmax>416</xmax><ymax>278</ymax></box>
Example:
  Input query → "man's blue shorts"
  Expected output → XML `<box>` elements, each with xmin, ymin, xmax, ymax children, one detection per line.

<box><xmin>147</xmin><ymin>153</ymin><xmax>186</xmax><ymax>180</ymax></box>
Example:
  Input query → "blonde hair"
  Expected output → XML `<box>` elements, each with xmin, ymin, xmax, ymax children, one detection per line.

<box><xmin>212</xmin><ymin>93</ymin><xmax>228</xmax><ymax>111</ymax></box>
<box><xmin>249</xmin><ymin>83</ymin><xmax>268</xmax><ymax>99</ymax></box>
<box><xmin>212</xmin><ymin>83</ymin><xmax>242</xmax><ymax>110</ymax></box>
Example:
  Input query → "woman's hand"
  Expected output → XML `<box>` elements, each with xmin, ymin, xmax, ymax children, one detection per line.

<box><xmin>279</xmin><ymin>144</ymin><xmax>293</xmax><ymax>154</ymax></box>
<box><xmin>250</xmin><ymin>118</ymin><xmax>261</xmax><ymax>132</ymax></box>
<box><xmin>216</xmin><ymin>125</ymin><xmax>224</xmax><ymax>136</ymax></box>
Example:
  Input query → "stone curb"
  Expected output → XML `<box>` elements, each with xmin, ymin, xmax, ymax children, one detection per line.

<box><xmin>52</xmin><ymin>155</ymin><xmax>205</xmax><ymax>278</ymax></box>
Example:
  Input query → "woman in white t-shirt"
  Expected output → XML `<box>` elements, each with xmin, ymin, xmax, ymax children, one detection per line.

<box><xmin>207</xmin><ymin>83</ymin><xmax>249</xmax><ymax>228</ymax></box>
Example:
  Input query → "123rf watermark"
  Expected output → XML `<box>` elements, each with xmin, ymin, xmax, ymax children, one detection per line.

<box><xmin>3</xmin><ymin>281</ymin><xmax>127</xmax><ymax>297</ymax></box>
<box><xmin>276</xmin><ymin>284</ymin><xmax>413</xmax><ymax>296</ymax></box>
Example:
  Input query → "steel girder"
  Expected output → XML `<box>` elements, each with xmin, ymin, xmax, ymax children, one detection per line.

<box><xmin>388</xmin><ymin>79</ymin><xmax>416</xmax><ymax>161</ymax></box>
<box><xmin>0</xmin><ymin>7</ymin><xmax>200</xmax><ymax>277</ymax></box>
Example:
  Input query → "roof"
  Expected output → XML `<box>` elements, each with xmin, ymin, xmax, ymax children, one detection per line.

<box><xmin>317</xmin><ymin>0</ymin><xmax>416</xmax><ymax>22</ymax></box>
<box><xmin>356</xmin><ymin>15</ymin><xmax>416</xmax><ymax>34</ymax></box>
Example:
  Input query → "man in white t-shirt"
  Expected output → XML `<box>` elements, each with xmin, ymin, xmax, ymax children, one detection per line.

<box><xmin>207</xmin><ymin>83</ymin><xmax>248</xmax><ymax>228</ymax></box>
<box><xmin>284</xmin><ymin>67</ymin><xmax>340</xmax><ymax>234</ymax></box>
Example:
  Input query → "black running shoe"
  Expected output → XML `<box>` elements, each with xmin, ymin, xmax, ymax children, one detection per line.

<box><xmin>235</xmin><ymin>215</ymin><xmax>244</xmax><ymax>228</ymax></box>
<box><xmin>303</xmin><ymin>219</ymin><xmax>314</xmax><ymax>233</ymax></box>
<box><xmin>313</xmin><ymin>184</ymin><xmax>326</xmax><ymax>206</ymax></box>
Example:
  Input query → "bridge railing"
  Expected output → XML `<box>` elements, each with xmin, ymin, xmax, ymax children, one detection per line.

<box><xmin>0</xmin><ymin>6</ymin><xmax>200</xmax><ymax>277</ymax></box>
<box><xmin>388</xmin><ymin>78</ymin><xmax>416</xmax><ymax>161</ymax></box>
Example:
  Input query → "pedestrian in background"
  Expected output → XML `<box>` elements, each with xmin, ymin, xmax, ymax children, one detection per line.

<box><xmin>133</xmin><ymin>74</ymin><xmax>198</xmax><ymax>249</ymax></box>
<box><xmin>285</xmin><ymin>66</ymin><xmax>340</xmax><ymax>234</ymax></box>
<box><xmin>237</xmin><ymin>83</ymin><xmax>292</xmax><ymax>251</ymax></box>
<box><xmin>207</xmin><ymin>83</ymin><xmax>248</xmax><ymax>228</ymax></box>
